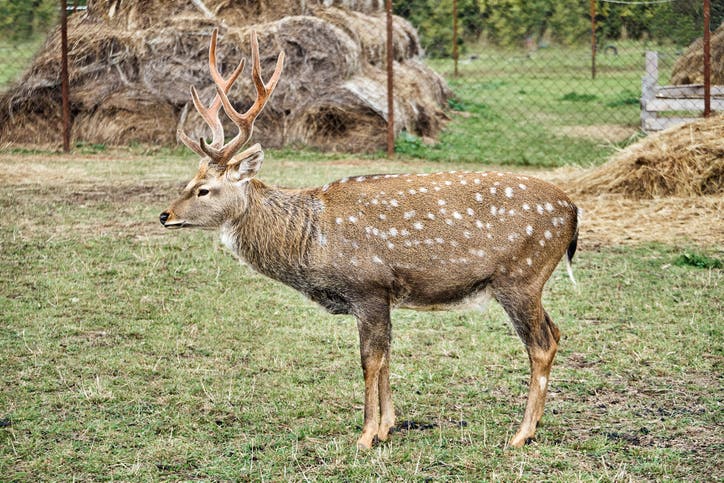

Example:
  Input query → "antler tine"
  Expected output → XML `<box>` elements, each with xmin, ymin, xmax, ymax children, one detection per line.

<box><xmin>178</xmin><ymin>28</ymin><xmax>245</xmax><ymax>160</ymax></box>
<box><xmin>201</xmin><ymin>31</ymin><xmax>285</xmax><ymax>163</ymax></box>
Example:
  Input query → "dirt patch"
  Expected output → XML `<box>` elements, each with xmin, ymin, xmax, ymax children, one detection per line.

<box><xmin>554</xmin><ymin>125</ymin><xmax>638</xmax><ymax>144</ymax></box>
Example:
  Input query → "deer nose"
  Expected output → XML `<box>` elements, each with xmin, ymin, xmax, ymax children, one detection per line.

<box><xmin>159</xmin><ymin>211</ymin><xmax>170</xmax><ymax>225</ymax></box>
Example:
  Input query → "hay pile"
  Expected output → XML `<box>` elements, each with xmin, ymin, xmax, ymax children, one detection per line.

<box><xmin>571</xmin><ymin>115</ymin><xmax>724</xmax><ymax>199</ymax></box>
<box><xmin>0</xmin><ymin>0</ymin><xmax>450</xmax><ymax>152</ymax></box>
<box><xmin>671</xmin><ymin>22</ymin><xmax>724</xmax><ymax>85</ymax></box>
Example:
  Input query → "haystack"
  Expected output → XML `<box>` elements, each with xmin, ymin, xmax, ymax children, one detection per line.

<box><xmin>0</xmin><ymin>0</ymin><xmax>450</xmax><ymax>152</ymax></box>
<box><xmin>571</xmin><ymin>115</ymin><xmax>723</xmax><ymax>198</ymax></box>
<box><xmin>670</xmin><ymin>22</ymin><xmax>724</xmax><ymax>85</ymax></box>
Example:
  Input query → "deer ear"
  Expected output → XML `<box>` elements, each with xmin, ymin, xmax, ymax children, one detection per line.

<box><xmin>226</xmin><ymin>144</ymin><xmax>264</xmax><ymax>183</ymax></box>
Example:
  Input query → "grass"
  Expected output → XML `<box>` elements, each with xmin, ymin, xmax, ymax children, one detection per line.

<box><xmin>1</xmin><ymin>148</ymin><xmax>722</xmax><ymax>480</ymax></box>
<box><xmin>397</xmin><ymin>42</ymin><xmax>684</xmax><ymax>166</ymax></box>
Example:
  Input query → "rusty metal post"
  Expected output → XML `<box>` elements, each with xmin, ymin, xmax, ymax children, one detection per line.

<box><xmin>385</xmin><ymin>0</ymin><xmax>394</xmax><ymax>158</ymax></box>
<box><xmin>703</xmin><ymin>0</ymin><xmax>711</xmax><ymax>117</ymax></box>
<box><xmin>453</xmin><ymin>0</ymin><xmax>459</xmax><ymax>77</ymax></box>
<box><xmin>590</xmin><ymin>0</ymin><xmax>596</xmax><ymax>80</ymax></box>
<box><xmin>60</xmin><ymin>0</ymin><xmax>71</xmax><ymax>152</ymax></box>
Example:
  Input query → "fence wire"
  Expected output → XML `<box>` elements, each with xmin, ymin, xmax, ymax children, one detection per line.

<box><xmin>0</xmin><ymin>1</ymin><xmax>719</xmax><ymax>164</ymax></box>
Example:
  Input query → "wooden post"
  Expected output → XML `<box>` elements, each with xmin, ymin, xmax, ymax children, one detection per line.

<box><xmin>641</xmin><ymin>51</ymin><xmax>658</xmax><ymax>131</ymax></box>
<box><xmin>703</xmin><ymin>0</ymin><xmax>711</xmax><ymax>117</ymax></box>
<box><xmin>60</xmin><ymin>0</ymin><xmax>71</xmax><ymax>152</ymax></box>
<box><xmin>385</xmin><ymin>0</ymin><xmax>394</xmax><ymax>158</ymax></box>
<box><xmin>590</xmin><ymin>0</ymin><xmax>596</xmax><ymax>80</ymax></box>
<box><xmin>453</xmin><ymin>0</ymin><xmax>459</xmax><ymax>77</ymax></box>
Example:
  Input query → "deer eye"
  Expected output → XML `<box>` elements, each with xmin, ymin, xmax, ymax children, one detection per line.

<box><xmin>197</xmin><ymin>188</ymin><xmax>210</xmax><ymax>197</ymax></box>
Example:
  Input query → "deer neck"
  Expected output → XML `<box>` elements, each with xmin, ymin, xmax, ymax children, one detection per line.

<box><xmin>221</xmin><ymin>178</ymin><xmax>320</xmax><ymax>281</ymax></box>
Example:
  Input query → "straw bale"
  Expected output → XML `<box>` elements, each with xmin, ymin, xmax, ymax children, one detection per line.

<box><xmin>0</xmin><ymin>0</ymin><xmax>450</xmax><ymax>152</ymax></box>
<box><xmin>570</xmin><ymin>115</ymin><xmax>724</xmax><ymax>199</ymax></box>
<box><xmin>671</xmin><ymin>22</ymin><xmax>724</xmax><ymax>85</ymax></box>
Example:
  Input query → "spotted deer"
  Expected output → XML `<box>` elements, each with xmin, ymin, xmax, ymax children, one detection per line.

<box><xmin>160</xmin><ymin>29</ymin><xmax>580</xmax><ymax>449</ymax></box>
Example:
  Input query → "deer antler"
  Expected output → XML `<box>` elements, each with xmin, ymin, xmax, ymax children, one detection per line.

<box><xmin>178</xmin><ymin>28</ymin><xmax>285</xmax><ymax>166</ymax></box>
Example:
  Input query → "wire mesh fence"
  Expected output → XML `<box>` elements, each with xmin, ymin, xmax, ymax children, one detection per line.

<box><xmin>0</xmin><ymin>1</ymin><xmax>720</xmax><ymax>165</ymax></box>
<box><xmin>393</xmin><ymin>0</ymin><xmax>721</xmax><ymax>165</ymax></box>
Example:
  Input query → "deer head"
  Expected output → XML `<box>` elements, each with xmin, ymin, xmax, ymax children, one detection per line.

<box><xmin>160</xmin><ymin>28</ymin><xmax>284</xmax><ymax>229</ymax></box>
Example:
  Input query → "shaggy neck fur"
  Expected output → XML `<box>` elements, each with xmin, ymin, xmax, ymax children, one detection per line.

<box><xmin>222</xmin><ymin>178</ymin><xmax>321</xmax><ymax>285</ymax></box>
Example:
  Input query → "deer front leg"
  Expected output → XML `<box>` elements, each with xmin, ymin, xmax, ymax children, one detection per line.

<box><xmin>355</xmin><ymin>302</ymin><xmax>392</xmax><ymax>449</ymax></box>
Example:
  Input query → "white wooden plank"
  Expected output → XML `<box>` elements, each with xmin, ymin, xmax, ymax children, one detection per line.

<box><xmin>645</xmin><ymin>98</ymin><xmax>724</xmax><ymax>112</ymax></box>
<box><xmin>657</xmin><ymin>84</ymin><xmax>724</xmax><ymax>98</ymax></box>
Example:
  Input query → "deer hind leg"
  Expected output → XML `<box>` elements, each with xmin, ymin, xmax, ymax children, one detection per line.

<box><xmin>496</xmin><ymin>290</ymin><xmax>561</xmax><ymax>448</ymax></box>
<box><xmin>355</xmin><ymin>302</ymin><xmax>393</xmax><ymax>449</ymax></box>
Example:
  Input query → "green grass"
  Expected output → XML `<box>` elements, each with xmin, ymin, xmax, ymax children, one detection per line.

<box><xmin>1</xmin><ymin>149</ymin><xmax>721</xmax><ymax>480</ymax></box>
<box><xmin>398</xmin><ymin>42</ymin><xmax>682</xmax><ymax>166</ymax></box>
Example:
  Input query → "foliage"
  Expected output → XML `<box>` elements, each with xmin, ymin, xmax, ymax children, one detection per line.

<box><xmin>674</xmin><ymin>251</ymin><xmax>723</xmax><ymax>270</ymax></box>
<box><xmin>394</xmin><ymin>0</ymin><xmax>722</xmax><ymax>57</ymax></box>
<box><xmin>0</xmin><ymin>0</ymin><xmax>58</xmax><ymax>41</ymax></box>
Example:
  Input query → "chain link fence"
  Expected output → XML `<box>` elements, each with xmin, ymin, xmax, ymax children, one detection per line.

<box><xmin>393</xmin><ymin>0</ymin><xmax>721</xmax><ymax>165</ymax></box>
<box><xmin>0</xmin><ymin>1</ymin><xmax>720</xmax><ymax>166</ymax></box>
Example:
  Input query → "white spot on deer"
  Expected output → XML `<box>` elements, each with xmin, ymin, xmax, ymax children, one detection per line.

<box><xmin>435</xmin><ymin>237</ymin><xmax>445</xmax><ymax>244</ymax></box>
<box><xmin>348</xmin><ymin>215</ymin><xmax>358</xmax><ymax>223</ymax></box>
<box><xmin>450</xmin><ymin>240</ymin><xmax>459</xmax><ymax>247</ymax></box>
<box><xmin>545</xmin><ymin>202</ymin><xmax>554</xmax><ymax>212</ymax></box>
<box><xmin>490</xmin><ymin>187</ymin><xmax>497</xmax><ymax>195</ymax></box>
<box><xmin>400</xmin><ymin>229</ymin><xmax>410</xmax><ymax>236</ymax></box>
<box><xmin>355</xmin><ymin>176</ymin><xmax>366</xmax><ymax>182</ymax></box>
<box><xmin>372</xmin><ymin>256</ymin><xmax>383</xmax><ymax>264</ymax></box>
<box><xmin>413</xmin><ymin>221</ymin><xmax>424</xmax><ymax>230</ymax></box>
<box><xmin>544</xmin><ymin>230</ymin><xmax>552</xmax><ymax>239</ymax></box>
<box><xmin>526</xmin><ymin>225</ymin><xmax>534</xmax><ymax>236</ymax></box>
<box><xmin>424</xmin><ymin>239</ymin><xmax>434</xmax><ymax>246</ymax></box>
<box><xmin>539</xmin><ymin>239</ymin><xmax>546</xmax><ymax>247</ymax></box>
<box><xmin>463</xmin><ymin>230</ymin><xmax>472</xmax><ymax>239</ymax></box>
<box><xmin>372</xmin><ymin>228</ymin><xmax>379</xmax><ymax>236</ymax></box>
<box><xmin>335</xmin><ymin>217</ymin><xmax>343</xmax><ymax>225</ymax></box>
<box><xmin>538</xmin><ymin>376</ymin><xmax>547</xmax><ymax>391</ymax></box>
<box><xmin>505</xmin><ymin>187</ymin><xmax>514</xmax><ymax>198</ymax></box>
<box><xmin>434</xmin><ymin>186</ymin><xmax>441</xmax><ymax>192</ymax></box>
<box><xmin>475</xmin><ymin>220</ymin><xmax>484</xmax><ymax>229</ymax></box>
<box><xmin>466</xmin><ymin>207</ymin><xmax>475</xmax><ymax>216</ymax></box>
<box><xmin>523</xmin><ymin>203</ymin><xmax>531</xmax><ymax>211</ymax></box>
<box><xmin>404</xmin><ymin>210</ymin><xmax>416</xmax><ymax>220</ymax></box>
<box><xmin>390</xmin><ymin>199</ymin><xmax>399</xmax><ymax>207</ymax></box>
<box><xmin>486</xmin><ymin>222</ymin><xmax>492</xmax><ymax>230</ymax></box>
<box><xmin>322</xmin><ymin>183</ymin><xmax>330</xmax><ymax>192</ymax></box>
<box><xmin>426</xmin><ymin>212</ymin><xmax>436</xmax><ymax>220</ymax></box>
<box><xmin>445</xmin><ymin>219</ymin><xmax>454</xmax><ymax>226</ymax></box>
<box><xmin>350</xmin><ymin>257</ymin><xmax>359</xmax><ymax>266</ymax></box>
<box><xmin>460</xmin><ymin>179</ymin><xmax>467</xmax><ymax>185</ymax></box>
<box><xmin>418</xmin><ymin>173</ymin><xmax>430</xmax><ymax>177</ymax></box>
<box><xmin>408</xmin><ymin>189</ymin><xmax>417</xmax><ymax>195</ymax></box>
<box><xmin>498</xmin><ymin>207</ymin><xmax>506</xmax><ymax>216</ymax></box>
<box><xmin>536</xmin><ymin>204</ymin><xmax>545</xmax><ymax>214</ymax></box>
<box><xmin>440</xmin><ymin>208</ymin><xmax>448</xmax><ymax>215</ymax></box>
<box><xmin>519</xmin><ymin>183</ymin><xmax>527</xmax><ymax>190</ymax></box>
<box><xmin>475</xmin><ymin>193</ymin><xmax>483</xmax><ymax>202</ymax></box>
<box><xmin>508</xmin><ymin>233</ymin><xmax>519</xmax><ymax>242</ymax></box>
<box><xmin>552</xmin><ymin>217</ymin><xmax>560</xmax><ymax>227</ymax></box>
<box><xmin>470</xmin><ymin>249</ymin><xmax>486</xmax><ymax>257</ymax></box>
<box><xmin>404</xmin><ymin>240</ymin><xmax>412</xmax><ymax>247</ymax></box>
<box><xmin>340</xmin><ymin>177</ymin><xmax>349</xmax><ymax>183</ymax></box>
<box><xmin>526</xmin><ymin>257</ymin><xmax>532</xmax><ymax>266</ymax></box>
<box><xmin>453</xmin><ymin>211</ymin><xmax>463</xmax><ymax>220</ymax></box>
<box><xmin>419</xmin><ymin>187</ymin><xmax>428</xmax><ymax>193</ymax></box>
<box><xmin>351</xmin><ymin>241</ymin><xmax>360</xmax><ymax>249</ymax></box>
<box><xmin>389</xmin><ymin>227</ymin><xmax>398</xmax><ymax>237</ymax></box>
<box><xmin>386</xmin><ymin>241</ymin><xmax>395</xmax><ymax>249</ymax></box>
<box><xmin>379</xmin><ymin>231</ymin><xmax>388</xmax><ymax>240</ymax></box>
<box><xmin>365</xmin><ymin>226</ymin><xmax>372</xmax><ymax>234</ymax></box>
<box><xmin>370</xmin><ymin>198</ymin><xmax>379</xmax><ymax>205</ymax></box>
<box><xmin>444</xmin><ymin>180</ymin><xmax>452</xmax><ymax>186</ymax></box>
<box><xmin>438</xmin><ymin>199</ymin><xmax>446</xmax><ymax>206</ymax></box>
<box><xmin>490</xmin><ymin>206</ymin><xmax>497</xmax><ymax>216</ymax></box>
<box><xmin>474</xmin><ymin>178</ymin><xmax>481</xmax><ymax>184</ymax></box>
<box><xmin>379</xmin><ymin>214</ymin><xmax>387</xmax><ymax>221</ymax></box>
<box><xmin>509</xmin><ymin>209</ymin><xmax>516</xmax><ymax>216</ymax></box>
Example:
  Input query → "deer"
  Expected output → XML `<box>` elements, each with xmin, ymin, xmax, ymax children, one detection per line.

<box><xmin>160</xmin><ymin>28</ymin><xmax>580</xmax><ymax>450</ymax></box>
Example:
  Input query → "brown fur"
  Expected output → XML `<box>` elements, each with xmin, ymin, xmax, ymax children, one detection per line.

<box><xmin>162</xmin><ymin>166</ymin><xmax>579</xmax><ymax>449</ymax></box>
